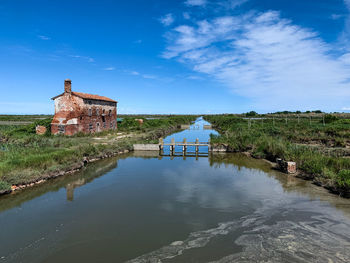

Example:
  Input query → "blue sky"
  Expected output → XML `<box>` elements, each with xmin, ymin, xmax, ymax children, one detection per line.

<box><xmin>0</xmin><ymin>0</ymin><xmax>350</xmax><ymax>114</ymax></box>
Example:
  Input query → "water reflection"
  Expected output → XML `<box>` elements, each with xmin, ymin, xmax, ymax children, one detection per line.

<box><xmin>0</xmin><ymin>156</ymin><xmax>121</xmax><ymax>212</ymax></box>
<box><xmin>1</xmin><ymin>118</ymin><xmax>350</xmax><ymax>262</ymax></box>
<box><xmin>162</xmin><ymin>117</ymin><xmax>218</xmax><ymax>155</ymax></box>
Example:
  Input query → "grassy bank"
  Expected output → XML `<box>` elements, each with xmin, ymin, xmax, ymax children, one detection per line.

<box><xmin>0</xmin><ymin>115</ymin><xmax>196</xmax><ymax>192</ymax></box>
<box><xmin>204</xmin><ymin>114</ymin><xmax>350</xmax><ymax>195</ymax></box>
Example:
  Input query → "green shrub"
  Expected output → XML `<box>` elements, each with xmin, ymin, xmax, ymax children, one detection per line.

<box><xmin>246</xmin><ymin>111</ymin><xmax>257</xmax><ymax>117</ymax></box>
<box><xmin>324</xmin><ymin>114</ymin><xmax>339</xmax><ymax>124</ymax></box>
<box><xmin>0</xmin><ymin>180</ymin><xmax>11</xmax><ymax>191</ymax></box>
<box><xmin>337</xmin><ymin>170</ymin><xmax>350</xmax><ymax>188</ymax></box>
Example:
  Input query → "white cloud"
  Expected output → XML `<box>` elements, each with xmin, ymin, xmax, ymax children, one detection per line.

<box><xmin>345</xmin><ymin>0</ymin><xmax>350</xmax><ymax>9</ymax></box>
<box><xmin>331</xmin><ymin>14</ymin><xmax>343</xmax><ymax>20</ymax></box>
<box><xmin>37</xmin><ymin>35</ymin><xmax>50</xmax><ymax>40</ymax></box>
<box><xmin>185</xmin><ymin>0</ymin><xmax>207</xmax><ymax>6</ymax></box>
<box><xmin>160</xmin><ymin>13</ymin><xmax>175</xmax><ymax>26</ymax></box>
<box><xmin>187</xmin><ymin>75</ymin><xmax>203</xmax><ymax>80</ymax></box>
<box><xmin>218</xmin><ymin>0</ymin><xmax>249</xmax><ymax>9</ymax></box>
<box><xmin>103</xmin><ymin>67</ymin><xmax>115</xmax><ymax>71</ymax></box>
<box><xmin>70</xmin><ymin>55</ymin><xmax>95</xmax><ymax>63</ymax></box>
<box><xmin>183</xmin><ymin>12</ymin><xmax>190</xmax><ymax>19</ymax></box>
<box><xmin>339</xmin><ymin>53</ymin><xmax>350</xmax><ymax>64</ymax></box>
<box><xmin>128</xmin><ymin>71</ymin><xmax>157</xmax><ymax>79</ymax></box>
<box><xmin>163</xmin><ymin>11</ymin><xmax>350</xmax><ymax>111</ymax></box>
<box><xmin>142</xmin><ymin>74</ymin><xmax>157</xmax><ymax>79</ymax></box>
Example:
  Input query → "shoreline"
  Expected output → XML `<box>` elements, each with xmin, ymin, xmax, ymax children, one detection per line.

<box><xmin>213</xmin><ymin>144</ymin><xmax>350</xmax><ymax>198</ymax></box>
<box><xmin>0</xmin><ymin>125</ymin><xmax>184</xmax><ymax>197</ymax></box>
<box><xmin>3</xmin><ymin>120</ymin><xmax>348</xmax><ymax>199</ymax></box>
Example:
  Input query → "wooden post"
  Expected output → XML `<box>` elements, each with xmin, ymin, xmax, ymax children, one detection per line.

<box><xmin>183</xmin><ymin>138</ymin><xmax>187</xmax><ymax>154</ymax></box>
<box><xmin>195</xmin><ymin>138</ymin><xmax>199</xmax><ymax>153</ymax></box>
<box><xmin>159</xmin><ymin>137</ymin><xmax>164</xmax><ymax>152</ymax></box>
<box><xmin>170</xmin><ymin>138</ymin><xmax>175</xmax><ymax>155</ymax></box>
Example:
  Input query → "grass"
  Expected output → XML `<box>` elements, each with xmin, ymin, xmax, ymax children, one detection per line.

<box><xmin>204</xmin><ymin>114</ymin><xmax>350</xmax><ymax>192</ymax></box>
<box><xmin>0</xmin><ymin>115</ymin><xmax>196</xmax><ymax>191</ymax></box>
<box><xmin>0</xmin><ymin>114</ymin><xmax>52</xmax><ymax>122</ymax></box>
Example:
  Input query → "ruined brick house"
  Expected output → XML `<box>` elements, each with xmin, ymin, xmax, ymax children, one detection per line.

<box><xmin>51</xmin><ymin>79</ymin><xmax>117</xmax><ymax>135</ymax></box>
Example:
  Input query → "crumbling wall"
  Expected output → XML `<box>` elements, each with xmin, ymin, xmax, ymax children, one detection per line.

<box><xmin>51</xmin><ymin>94</ymin><xmax>117</xmax><ymax>136</ymax></box>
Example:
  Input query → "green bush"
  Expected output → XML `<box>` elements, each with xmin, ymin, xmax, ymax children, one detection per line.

<box><xmin>324</xmin><ymin>114</ymin><xmax>339</xmax><ymax>124</ymax></box>
<box><xmin>0</xmin><ymin>180</ymin><xmax>11</xmax><ymax>191</ymax></box>
<box><xmin>337</xmin><ymin>170</ymin><xmax>350</xmax><ymax>188</ymax></box>
<box><xmin>246</xmin><ymin>111</ymin><xmax>257</xmax><ymax>117</ymax></box>
<box><xmin>5</xmin><ymin>118</ymin><xmax>52</xmax><ymax>136</ymax></box>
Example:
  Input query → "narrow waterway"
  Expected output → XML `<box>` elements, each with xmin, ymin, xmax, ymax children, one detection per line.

<box><xmin>1</xmin><ymin>118</ymin><xmax>350</xmax><ymax>262</ymax></box>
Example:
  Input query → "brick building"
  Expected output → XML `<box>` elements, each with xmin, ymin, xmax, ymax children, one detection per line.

<box><xmin>51</xmin><ymin>79</ymin><xmax>117</xmax><ymax>135</ymax></box>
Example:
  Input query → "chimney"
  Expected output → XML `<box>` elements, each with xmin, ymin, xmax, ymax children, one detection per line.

<box><xmin>64</xmin><ymin>79</ymin><xmax>72</xmax><ymax>93</ymax></box>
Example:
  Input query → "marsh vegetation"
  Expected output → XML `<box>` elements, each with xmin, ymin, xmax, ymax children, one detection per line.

<box><xmin>205</xmin><ymin>114</ymin><xmax>350</xmax><ymax>194</ymax></box>
<box><xmin>0</xmin><ymin>115</ymin><xmax>196</xmax><ymax>192</ymax></box>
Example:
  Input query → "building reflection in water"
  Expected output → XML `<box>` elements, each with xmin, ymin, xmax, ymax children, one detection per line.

<box><xmin>66</xmin><ymin>178</ymin><xmax>87</xmax><ymax>201</ymax></box>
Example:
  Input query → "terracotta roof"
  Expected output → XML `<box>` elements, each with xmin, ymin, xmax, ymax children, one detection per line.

<box><xmin>51</xmin><ymin>92</ymin><xmax>117</xmax><ymax>103</ymax></box>
<box><xmin>72</xmin><ymin>92</ymin><xmax>117</xmax><ymax>103</ymax></box>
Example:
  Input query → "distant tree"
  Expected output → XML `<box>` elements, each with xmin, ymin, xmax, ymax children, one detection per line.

<box><xmin>246</xmin><ymin>111</ymin><xmax>257</xmax><ymax>117</ymax></box>
<box><xmin>306</xmin><ymin>111</ymin><xmax>310</xmax><ymax>114</ymax></box>
<box><xmin>313</xmin><ymin>110</ymin><xmax>322</xmax><ymax>113</ymax></box>
<box><xmin>296</xmin><ymin>111</ymin><xmax>301</xmax><ymax>114</ymax></box>
<box><xmin>324</xmin><ymin>114</ymin><xmax>339</xmax><ymax>124</ymax></box>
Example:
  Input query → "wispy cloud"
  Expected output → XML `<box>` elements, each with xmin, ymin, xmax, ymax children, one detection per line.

<box><xmin>37</xmin><ymin>35</ymin><xmax>50</xmax><ymax>40</ymax></box>
<box><xmin>187</xmin><ymin>75</ymin><xmax>203</xmax><ymax>80</ymax></box>
<box><xmin>162</xmin><ymin>10</ymin><xmax>350</xmax><ymax>111</ymax></box>
<box><xmin>217</xmin><ymin>0</ymin><xmax>249</xmax><ymax>9</ymax></box>
<box><xmin>134</xmin><ymin>39</ymin><xmax>142</xmax><ymax>44</ymax></box>
<box><xmin>183</xmin><ymin>12</ymin><xmax>190</xmax><ymax>19</ymax></box>
<box><xmin>142</xmin><ymin>74</ymin><xmax>157</xmax><ymax>79</ymax></box>
<box><xmin>130</xmin><ymin>71</ymin><xmax>140</xmax><ymax>75</ymax></box>
<box><xmin>103</xmin><ymin>67</ymin><xmax>115</xmax><ymax>71</ymax></box>
<box><xmin>338</xmin><ymin>0</ymin><xmax>350</xmax><ymax>50</ymax></box>
<box><xmin>70</xmin><ymin>55</ymin><xmax>95</xmax><ymax>63</ymax></box>
<box><xmin>160</xmin><ymin>13</ymin><xmax>175</xmax><ymax>26</ymax></box>
<box><xmin>331</xmin><ymin>14</ymin><xmax>344</xmax><ymax>20</ymax></box>
<box><xmin>126</xmin><ymin>70</ymin><xmax>158</xmax><ymax>79</ymax></box>
<box><xmin>185</xmin><ymin>0</ymin><xmax>207</xmax><ymax>7</ymax></box>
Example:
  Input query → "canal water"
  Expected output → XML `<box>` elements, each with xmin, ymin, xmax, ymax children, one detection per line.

<box><xmin>1</xmin><ymin>118</ymin><xmax>350</xmax><ymax>262</ymax></box>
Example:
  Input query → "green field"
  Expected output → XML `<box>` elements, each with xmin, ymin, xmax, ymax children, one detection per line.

<box><xmin>204</xmin><ymin>114</ymin><xmax>350</xmax><ymax>195</ymax></box>
<box><xmin>0</xmin><ymin>115</ymin><xmax>196</xmax><ymax>192</ymax></box>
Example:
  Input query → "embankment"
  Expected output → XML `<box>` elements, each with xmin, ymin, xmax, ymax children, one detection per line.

<box><xmin>204</xmin><ymin>115</ymin><xmax>350</xmax><ymax>197</ymax></box>
<box><xmin>0</xmin><ymin>117</ymin><xmax>195</xmax><ymax>196</ymax></box>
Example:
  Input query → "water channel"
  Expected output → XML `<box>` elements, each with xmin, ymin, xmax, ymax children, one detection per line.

<box><xmin>1</xmin><ymin>117</ymin><xmax>350</xmax><ymax>262</ymax></box>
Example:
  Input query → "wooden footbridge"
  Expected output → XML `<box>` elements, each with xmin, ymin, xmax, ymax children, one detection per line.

<box><xmin>159</xmin><ymin>138</ymin><xmax>210</xmax><ymax>155</ymax></box>
<box><xmin>133</xmin><ymin>138</ymin><xmax>211</xmax><ymax>156</ymax></box>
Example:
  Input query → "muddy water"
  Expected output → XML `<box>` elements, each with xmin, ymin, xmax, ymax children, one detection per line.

<box><xmin>1</xmin><ymin>118</ymin><xmax>350</xmax><ymax>262</ymax></box>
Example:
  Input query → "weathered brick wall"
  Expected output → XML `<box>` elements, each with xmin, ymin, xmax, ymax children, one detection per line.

<box><xmin>51</xmin><ymin>92</ymin><xmax>117</xmax><ymax>136</ymax></box>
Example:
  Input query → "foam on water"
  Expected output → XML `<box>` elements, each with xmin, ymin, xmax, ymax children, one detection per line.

<box><xmin>127</xmin><ymin>198</ymin><xmax>350</xmax><ymax>263</ymax></box>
